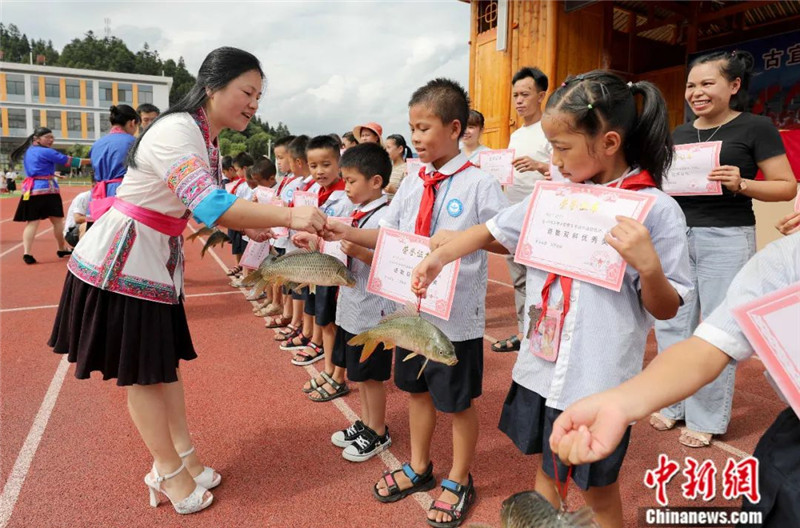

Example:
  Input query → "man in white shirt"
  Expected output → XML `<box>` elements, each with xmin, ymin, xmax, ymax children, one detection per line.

<box><xmin>493</xmin><ymin>67</ymin><xmax>552</xmax><ymax>353</ymax></box>
<box><xmin>64</xmin><ymin>190</ymin><xmax>91</xmax><ymax>247</ymax></box>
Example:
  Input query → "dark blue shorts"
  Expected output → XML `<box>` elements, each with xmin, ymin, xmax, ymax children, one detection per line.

<box><xmin>394</xmin><ymin>338</ymin><xmax>483</xmax><ymax>414</ymax></box>
<box><xmin>228</xmin><ymin>229</ymin><xmax>247</xmax><ymax>255</ymax></box>
<box><xmin>498</xmin><ymin>381</ymin><xmax>631</xmax><ymax>490</ymax></box>
<box><xmin>333</xmin><ymin>327</ymin><xmax>392</xmax><ymax>382</ymax></box>
<box><xmin>303</xmin><ymin>286</ymin><xmax>337</xmax><ymax>326</ymax></box>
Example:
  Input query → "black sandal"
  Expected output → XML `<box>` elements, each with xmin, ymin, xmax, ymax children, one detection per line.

<box><xmin>491</xmin><ymin>335</ymin><xmax>520</xmax><ymax>353</ymax></box>
<box><xmin>308</xmin><ymin>372</ymin><xmax>350</xmax><ymax>402</ymax></box>
<box><xmin>291</xmin><ymin>342</ymin><xmax>324</xmax><ymax>366</ymax></box>
<box><xmin>427</xmin><ymin>474</ymin><xmax>476</xmax><ymax>527</ymax></box>
<box><xmin>373</xmin><ymin>462</ymin><xmax>435</xmax><ymax>503</ymax></box>
<box><xmin>22</xmin><ymin>254</ymin><xmax>37</xmax><ymax>265</ymax></box>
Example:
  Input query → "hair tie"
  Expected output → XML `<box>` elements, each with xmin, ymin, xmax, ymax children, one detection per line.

<box><xmin>731</xmin><ymin>50</ymin><xmax>737</xmax><ymax>57</ymax></box>
<box><xmin>560</xmin><ymin>82</ymin><xmax>567</xmax><ymax>88</ymax></box>
<box><xmin>627</xmin><ymin>81</ymin><xmax>634</xmax><ymax>89</ymax></box>
<box><xmin>587</xmin><ymin>104</ymin><xmax>593</xmax><ymax>110</ymax></box>
<box><xmin>575</xmin><ymin>74</ymin><xmax>585</xmax><ymax>82</ymax></box>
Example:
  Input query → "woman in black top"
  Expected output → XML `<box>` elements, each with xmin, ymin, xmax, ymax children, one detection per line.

<box><xmin>651</xmin><ymin>50</ymin><xmax>796</xmax><ymax>448</ymax></box>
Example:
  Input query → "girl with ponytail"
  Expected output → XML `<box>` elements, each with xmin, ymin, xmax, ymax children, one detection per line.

<box><xmin>409</xmin><ymin>69</ymin><xmax>692</xmax><ymax>527</ymax></box>
<box><xmin>87</xmin><ymin>105</ymin><xmax>140</xmax><ymax>220</ymax></box>
<box><xmin>651</xmin><ymin>50</ymin><xmax>796</xmax><ymax>448</ymax></box>
<box><xmin>384</xmin><ymin>133</ymin><xmax>412</xmax><ymax>199</ymax></box>
<box><xmin>11</xmin><ymin>127</ymin><xmax>90</xmax><ymax>264</ymax></box>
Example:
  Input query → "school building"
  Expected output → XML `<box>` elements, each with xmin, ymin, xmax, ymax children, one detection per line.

<box><xmin>461</xmin><ymin>0</ymin><xmax>800</xmax><ymax>247</ymax></box>
<box><xmin>0</xmin><ymin>62</ymin><xmax>172</xmax><ymax>151</ymax></box>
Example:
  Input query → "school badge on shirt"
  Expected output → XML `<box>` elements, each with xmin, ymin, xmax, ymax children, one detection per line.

<box><xmin>447</xmin><ymin>198</ymin><xmax>463</xmax><ymax>217</ymax></box>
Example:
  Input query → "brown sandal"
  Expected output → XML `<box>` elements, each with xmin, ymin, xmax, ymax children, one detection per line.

<box><xmin>649</xmin><ymin>412</ymin><xmax>677</xmax><ymax>431</ymax></box>
<box><xmin>679</xmin><ymin>429</ymin><xmax>712</xmax><ymax>448</ymax></box>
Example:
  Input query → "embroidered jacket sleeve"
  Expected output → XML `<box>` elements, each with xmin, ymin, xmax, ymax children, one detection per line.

<box><xmin>138</xmin><ymin>118</ymin><xmax>235</xmax><ymax>226</ymax></box>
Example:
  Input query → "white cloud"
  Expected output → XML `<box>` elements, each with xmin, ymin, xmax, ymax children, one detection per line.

<box><xmin>3</xmin><ymin>1</ymin><xmax>471</xmax><ymax>138</ymax></box>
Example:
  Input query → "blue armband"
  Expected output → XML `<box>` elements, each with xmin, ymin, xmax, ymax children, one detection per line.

<box><xmin>192</xmin><ymin>188</ymin><xmax>237</xmax><ymax>227</ymax></box>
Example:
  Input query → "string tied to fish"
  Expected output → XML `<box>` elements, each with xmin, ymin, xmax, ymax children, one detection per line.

<box><xmin>552</xmin><ymin>452</ymin><xmax>574</xmax><ymax>512</ymax></box>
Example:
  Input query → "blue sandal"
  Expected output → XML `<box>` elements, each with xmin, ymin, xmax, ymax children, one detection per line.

<box><xmin>427</xmin><ymin>474</ymin><xmax>476</xmax><ymax>527</ymax></box>
<box><xmin>373</xmin><ymin>462</ymin><xmax>435</xmax><ymax>503</ymax></box>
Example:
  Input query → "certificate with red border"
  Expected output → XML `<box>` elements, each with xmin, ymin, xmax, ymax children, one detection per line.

<box><xmin>319</xmin><ymin>217</ymin><xmax>349</xmax><ymax>265</ymax></box>
<box><xmin>255</xmin><ymin>187</ymin><xmax>276</xmax><ymax>203</ymax></box>
<box><xmin>733</xmin><ymin>282</ymin><xmax>800</xmax><ymax>418</ymax></box>
<box><xmin>293</xmin><ymin>190</ymin><xmax>317</xmax><ymax>208</ymax></box>
<box><xmin>367</xmin><ymin>227</ymin><xmax>460</xmax><ymax>320</ymax></box>
<box><xmin>240</xmin><ymin>240</ymin><xmax>273</xmax><ymax>269</ymax></box>
<box><xmin>478</xmin><ymin>149</ymin><xmax>515</xmax><ymax>186</ymax></box>
<box><xmin>514</xmin><ymin>181</ymin><xmax>656</xmax><ymax>292</ymax></box>
<box><xmin>662</xmin><ymin>141</ymin><xmax>722</xmax><ymax>196</ymax></box>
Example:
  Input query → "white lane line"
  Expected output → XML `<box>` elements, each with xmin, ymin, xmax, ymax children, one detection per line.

<box><xmin>0</xmin><ymin>356</ymin><xmax>69</xmax><ymax>528</ymax></box>
<box><xmin>0</xmin><ymin>304</ymin><xmax>58</xmax><ymax>313</ymax></box>
<box><xmin>0</xmin><ymin>227</ymin><xmax>53</xmax><ymax>259</ymax></box>
<box><xmin>185</xmin><ymin>223</ymin><xmax>439</xmax><ymax>511</ymax></box>
<box><xmin>488</xmin><ymin>278</ymin><xmax>513</xmax><ymax>289</ymax></box>
<box><xmin>0</xmin><ymin>291</ymin><xmax>241</xmax><ymax>313</ymax></box>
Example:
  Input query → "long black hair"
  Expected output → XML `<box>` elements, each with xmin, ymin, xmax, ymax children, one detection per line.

<box><xmin>688</xmin><ymin>50</ymin><xmax>754</xmax><ymax>112</ymax></box>
<box><xmin>10</xmin><ymin>127</ymin><xmax>52</xmax><ymax>164</ymax></box>
<box><xmin>109</xmin><ymin>104</ymin><xmax>140</xmax><ymax>127</ymax></box>
<box><xmin>545</xmin><ymin>70</ymin><xmax>673</xmax><ymax>187</ymax></box>
<box><xmin>386</xmin><ymin>134</ymin><xmax>412</xmax><ymax>160</ymax></box>
<box><xmin>128</xmin><ymin>47</ymin><xmax>264</xmax><ymax>167</ymax></box>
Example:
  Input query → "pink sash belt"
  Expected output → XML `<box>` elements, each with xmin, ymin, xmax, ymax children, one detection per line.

<box><xmin>21</xmin><ymin>175</ymin><xmax>55</xmax><ymax>192</ymax></box>
<box><xmin>89</xmin><ymin>178</ymin><xmax>124</xmax><ymax>220</ymax></box>
<box><xmin>112</xmin><ymin>199</ymin><xmax>189</xmax><ymax>237</ymax></box>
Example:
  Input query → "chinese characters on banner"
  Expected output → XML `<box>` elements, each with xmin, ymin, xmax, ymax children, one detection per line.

<box><xmin>644</xmin><ymin>454</ymin><xmax>761</xmax><ymax>507</ymax></box>
<box><xmin>478</xmin><ymin>148</ymin><xmax>515</xmax><ymax>186</ymax></box>
<box><xmin>514</xmin><ymin>181</ymin><xmax>656</xmax><ymax>291</ymax></box>
<box><xmin>733</xmin><ymin>281</ymin><xmax>800</xmax><ymax>418</ymax></box>
<box><xmin>367</xmin><ymin>227</ymin><xmax>460</xmax><ymax>320</ymax></box>
<box><xmin>663</xmin><ymin>141</ymin><xmax>723</xmax><ymax>196</ymax></box>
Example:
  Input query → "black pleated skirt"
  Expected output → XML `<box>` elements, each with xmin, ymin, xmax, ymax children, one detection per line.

<box><xmin>14</xmin><ymin>193</ymin><xmax>64</xmax><ymax>221</ymax></box>
<box><xmin>48</xmin><ymin>272</ymin><xmax>197</xmax><ymax>386</ymax></box>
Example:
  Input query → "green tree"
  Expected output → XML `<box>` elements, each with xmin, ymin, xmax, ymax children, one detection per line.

<box><xmin>134</xmin><ymin>43</ymin><xmax>162</xmax><ymax>75</ymax></box>
<box><xmin>246</xmin><ymin>132</ymin><xmax>272</xmax><ymax>159</ymax></box>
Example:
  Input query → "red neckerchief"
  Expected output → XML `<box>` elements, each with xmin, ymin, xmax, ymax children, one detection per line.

<box><xmin>536</xmin><ymin>170</ymin><xmax>657</xmax><ymax>333</ymax></box>
<box><xmin>414</xmin><ymin>160</ymin><xmax>472</xmax><ymax>236</ymax></box>
<box><xmin>230</xmin><ymin>178</ymin><xmax>246</xmax><ymax>195</ymax></box>
<box><xmin>277</xmin><ymin>174</ymin><xmax>299</xmax><ymax>195</ymax></box>
<box><xmin>317</xmin><ymin>178</ymin><xmax>346</xmax><ymax>207</ymax></box>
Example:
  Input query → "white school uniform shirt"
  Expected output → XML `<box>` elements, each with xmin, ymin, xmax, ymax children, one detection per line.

<box><xmin>336</xmin><ymin>195</ymin><xmax>397</xmax><ymax>334</ymax></box>
<box><xmin>695</xmin><ymin>232</ymin><xmax>800</xmax><ymax>408</ymax></box>
<box><xmin>486</xmin><ymin>169</ymin><xmax>693</xmax><ymax>410</ymax></box>
<box><xmin>273</xmin><ymin>173</ymin><xmax>303</xmax><ymax>250</ymax></box>
<box><xmin>379</xmin><ymin>152</ymin><xmax>508</xmax><ymax>342</ymax></box>
<box><xmin>319</xmin><ymin>186</ymin><xmax>355</xmax><ymax>218</ymax></box>
<box><xmin>505</xmin><ymin>121</ymin><xmax>552</xmax><ymax>205</ymax></box>
<box><xmin>282</xmin><ymin>176</ymin><xmax>319</xmax><ymax>253</ymax></box>
<box><xmin>64</xmin><ymin>190</ymin><xmax>91</xmax><ymax>235</ymax></box>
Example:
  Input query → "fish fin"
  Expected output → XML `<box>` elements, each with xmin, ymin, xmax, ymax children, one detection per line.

<box><xmin>309</xmin><ymin>284</ymin><xmax>316</xmax><ymax>295</ymax></box>
<box><xmin>200</xmin><ymin>244</ymin><xmax>209</xmax><ymax>257</ymax></box>
<box><xmin>220</xmin><ymin>232</ymin><xmax>232</xmax><ymax>243</ymax></box>
<box><xmin>416</xmin><ymin>358</ymin><xmax>430</xmax><ymax>379</ymax></box>
<box><xmin>402</xmin><ymin>352</ymin><xmax>419</xmax><ymax>362</ymax></box>
<box><xmin>359</xmin><ymin>340</ymin><xmax>379</xmax><ymax>362</ymax></box>
<box><xmin>377</xmin><ymin>304</ymin><xmax>420</xmax><ymax>324</ymax></box>
<box><xmin>562</xmin><ymin>506</ymin><xmax>599</xmax><ymax>527</ymax></box>
<box><xmin>186</xmin><ymin>231</ymin><xmax>202</xmax><ymax>242</ymax></box>
<box><xmin>240</xmin><ymin>270</ymin><xmax>262</xmax><ymax>286</ymax></box>
<box><xmin>285</xmin><ymin>281</ymin><xmax>301</xmax><ymax>291</ymax></box>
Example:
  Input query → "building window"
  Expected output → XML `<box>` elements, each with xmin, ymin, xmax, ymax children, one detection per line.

<box><xmin>7</xmin><ymin>108</ymin><xmax>27</xmax><ymax>136</ymax></box>
<box><xmin>5</xmin><ymin>74</ymin><xmax>25</xmax><ymax>101</ymax></box>
<box><xmin>44</xmin><ymin>77</ymin><xmax>60</xmax><ymax>99</ymax></box>
<box><xmin>86</xmin><ymin>112</ymin><xmax>95</xmax><ymax>136</ymax></box>
<box><xmin>117</xmin><ymin>83</ymin><xmax>132</xmax><ymax>104</ymax></box>
<box><xmin>85</xmin><ymin>81</ymin><xmax>93</xmax><ymax>105</ymax></box>
<box><xmin>99</xmin><ymin>112</ymin><xmax>110</xmax><ymax>134</ymax></box>
<box><xmin>138</xmin><ymin>85</ymin><xmax>154</xmax><ymax>105</ymax></box>
<box><xmin>67</xmin><ymin>111</ymin><xmax>82</xmax><ymax>133</ymax></box>
<box><xmin>46</xmin><ymin>112</ymin><xmax>62</xmax><ymax>137</ymax></box>
<box><xmin>477</xmin><ymin>0</ymin><xmax>499</xmax><ymax>34</ymax></box>
<box><xmin>32</xmin><ymin>76</ymin><xmax>40</xmax><ymax>99</ymax></box>
<box><xmin>65</xmin><ymin>79</ymin><xmax>81</xmax><ymax>103</ymax></box>
<box><xmin>99</xmin><ymin>81</ymin><xmax>113</xmax><ymax>104</ymax></box>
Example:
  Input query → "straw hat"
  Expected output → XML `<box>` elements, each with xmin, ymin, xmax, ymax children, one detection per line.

<box><xmin>352</xmin><ymin>122</ymin><xmax>383</xmax><ymax>140</ymax></box>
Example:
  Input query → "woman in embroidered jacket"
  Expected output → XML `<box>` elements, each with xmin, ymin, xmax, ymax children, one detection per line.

<box><xmin>11</xmin><ymin>127</ymin><xmax>91</xmax><ymax>264</ymax></box>
<box><xmin>48</xmin><ymin>47</ymin><xmax>326</xmax><ymax>515</ymax></box>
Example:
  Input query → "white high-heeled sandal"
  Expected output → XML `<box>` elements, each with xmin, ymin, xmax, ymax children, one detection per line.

<box><xmin>144</xmin><ymin>461</ymin><xmax>213</xmax><ymax>514</ymax></box>
<box><xmin>179</xmin><ymin>446</ymin><xmax>222</xmax><ymax>490</ymax></box>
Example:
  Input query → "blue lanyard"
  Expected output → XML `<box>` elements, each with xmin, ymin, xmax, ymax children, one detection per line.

<box><xmin>430</xmin><ymin>176</ymin><xmax>454</xmax><ymax>235</ymax></box>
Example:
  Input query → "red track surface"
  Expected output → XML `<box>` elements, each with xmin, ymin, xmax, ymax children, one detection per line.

<box><xmin>0</xmin><ymin>186</ymin><xmax>783</xmax><ymax>527</ymax></box>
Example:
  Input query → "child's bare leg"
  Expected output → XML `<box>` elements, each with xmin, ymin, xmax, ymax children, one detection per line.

<box><xmin>534</xmin><ymin>467</ymin><xmax>561</xmax><ymax>508</ymax></box>
<box><xmin>363</xmin><ymin>380</ymin><xmax>386</xmax><ymax>436</ymax></box>
<box><xmin>358</xmin><ymin>381</ymin><xmax>371</xmax><ymax>426</ymax></box>
<box><xmin>582</xmin><ymin>482</ymin><xmax>623</xmax><ymax>528</ymax></box>
<box><xmin>429</xmin><ymin>404</ymin><xmax>479</xmax><ymax>523</ymax></box>
<box><xmin>308</xmin><ymin>324</ymin><xmax>345</xmax><ymax>399</ymax></box>
<box><xmin>376</xmin><ymin>392</ymin><xmax>435</xmax><ymax>497</ymax></box>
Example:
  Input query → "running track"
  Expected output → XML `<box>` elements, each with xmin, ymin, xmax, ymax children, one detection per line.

<box><xmin>0</xmin><ymin>186</ymin><xmax>784</xmax><ymax>527</ymax></box>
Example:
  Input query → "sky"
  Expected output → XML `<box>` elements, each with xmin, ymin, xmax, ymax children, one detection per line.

<box><xmin>2</xmin><ymin>1</ymin><xmax>472</xmax><ymax>140</ymax></box>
